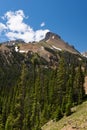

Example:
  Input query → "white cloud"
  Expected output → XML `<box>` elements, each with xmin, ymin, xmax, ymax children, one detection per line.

<box><xmin>0</xmin><ymin>23</ymin><xmax>7</xmax><ymax>32</ymax></box>
<box><xmin>6</xmin><ymin>31</ymin><xmax>35</xmax><ymax>43</ymax></box>
<box><xmin>35</xmin><ymin>30</ymin><xmax>48</xmax><ymax>41</ymax></box>
<box><xmin>40</xmin><ymin>22</ymin><xmax>45</xmax><ymax>27</ymax></box>
<box><xmin>0</xmin><ymin>10</ymin><xmax>49</xmax><ymax>42</ymax></box>
<box><xmin>4</xmin><ymin>10</ymin><xmax>32</xmax><ymax>32</ymax></box>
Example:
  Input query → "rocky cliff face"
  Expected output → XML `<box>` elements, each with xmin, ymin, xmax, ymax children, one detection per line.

<box><xmin>44</xmin><ymin>32</ymin><xmax>61</xmax><ymax>41</ymax></box>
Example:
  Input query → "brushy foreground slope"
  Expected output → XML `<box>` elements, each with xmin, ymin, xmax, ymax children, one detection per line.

<box><xmin>42</xmin><ymin>100</ymin><xmax>87</xmax><ymax>130</ymax></box>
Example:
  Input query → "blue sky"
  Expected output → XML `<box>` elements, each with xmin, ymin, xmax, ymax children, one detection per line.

<box><xmin>0</xmin><ymin>0</ymin><xmax>87</xmax><ymax>52</ymax></box>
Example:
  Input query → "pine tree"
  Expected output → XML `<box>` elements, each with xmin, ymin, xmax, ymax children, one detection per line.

<box><xmin>30</xmin><ymin>96</ymin><xmax>41</xmax><ymax>130</ymax></box>
<box><xmin>56</xmin><ymin>58</ymin><xmax>67</xmax><ymax>105</ymax></box>
<box><xmin>65</xmin><ymin>102</ymin><xmax>71</xmax><ymax>116</ymax></box>
<box><xmin>5</xmin><ymin>114</ymin><xmax>14</xmax><ymax>130</ymax></box>
<box><xmin>0</xmin><ymin>115</ymin><xmax>4</xmax><ymax>130</ymax></box>
<box><xmin>65</xmin><ymin>70</ymin><xmax>74</xmax><ymax>116</ymax></box>
<box><xmin>74</xmin><ymin>65</ymin><xmax>85</xmax><ymax>104</ymax></box>
<box><xmin>54</xmin><ymin>106</ymin><xmax>63</xmax><ymax>121</ymax></box>
<box><xmin>12</xmin><ymin>64</ymin><xmax>28</xmax><ymax>130</ymax></box>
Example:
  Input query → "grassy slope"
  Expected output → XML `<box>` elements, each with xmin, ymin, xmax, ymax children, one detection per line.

<box><xmin>42</xmin><ymin>101</ymin><xmax>87</xmax><ymax>130</ymax></box>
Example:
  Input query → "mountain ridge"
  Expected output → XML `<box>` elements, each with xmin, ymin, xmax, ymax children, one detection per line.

<box><xmin>0</xmin><ymin>32</ymin><xmax>80</xmax><ymax>54</ymax></box>
<box><xmin>0</xmin><ymin>32</ymin><xmax>81</xmax><ymax>61</ymax></box>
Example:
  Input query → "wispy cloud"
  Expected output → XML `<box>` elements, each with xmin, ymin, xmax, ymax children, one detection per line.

<box><xmin>0</xmin><ymin>23</ymin><xmax>7</xmax><ymax>32</ymax></box>
<box><xmin>40</xmin><ymin>22</ymin><xmax>45</xmax><ymax>27</ymax></box>
<box><xmin>0</xmin><ymin>10</ymin><xmax>49</xmax><ymax>42</ymax></box>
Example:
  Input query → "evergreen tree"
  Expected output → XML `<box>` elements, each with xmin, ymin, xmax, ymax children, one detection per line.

<box><xmin>74</xmin><ymin>65</ymin><xmax>85</xmax><ymax>104</ymax></box>
<box><xmin>0</xmin><ymin>115</ymin><xmax>4</xmax><ymax>130</ymax></box>
<box><xmin>65</xmin><ymin>102</ymin><xmax>71</xmax><ymax>116</ymax></box>
<box><xmin>12</xmin><ymin>64</ymin><xmax>28</xmax><ymax>130</ymax></box>
<box><xmin>54</xmin><ymin>106</ymin><xmax>63</xmax><ymax>121</ymax></box>
<box><xmin>56</xmin><ymin>58</ymin><xmax>67</xmax><ymax>105</ymax></box>
<box><xmin>5</xmin><ymin>114</ymin><xmax>14</xmax><ymax>130</ymax></box>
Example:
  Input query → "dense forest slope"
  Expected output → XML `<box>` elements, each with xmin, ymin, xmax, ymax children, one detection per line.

<box><xmin>0</xmin><ymin>32</ymin><xmax>87</xmax><ymax>130</ymax></box>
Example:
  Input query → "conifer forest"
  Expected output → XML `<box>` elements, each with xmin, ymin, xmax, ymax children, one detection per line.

<box><xmin>0</xmin><ymin>49</ymin><xmax>86</xmax><ymax>130</ymax></box>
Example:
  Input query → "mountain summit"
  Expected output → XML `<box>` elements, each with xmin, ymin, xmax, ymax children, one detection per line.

<box><xmin>16</xmin><ymin>31</ymin><xmax>80</xmax><ymax>55</ymax></box>
<box><xmin>44</xmin><ymin>32</ymin><xmax>61</xmax><ymax>41</ymax></box>
<box><xmin>43</xmin><ymin>32</ymin><xmax>80</xmax><ymax>54</ymax></box>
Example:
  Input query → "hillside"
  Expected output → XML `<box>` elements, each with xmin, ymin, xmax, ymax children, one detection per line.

<box><xmin>42</xmin><ymin>100</ymin><xmax>87</xmax><ymax>130</ymax></box>
<box><xmin>0</xmin><ymin>32</ymin><xmax>87</xmax><ymax>130</ymax></box>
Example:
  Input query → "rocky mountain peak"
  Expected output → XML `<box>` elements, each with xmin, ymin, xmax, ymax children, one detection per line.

<box><xmin>44</xmin><ymin>32</ymin><xmax>61</xmax><ymax>41</ymax></box>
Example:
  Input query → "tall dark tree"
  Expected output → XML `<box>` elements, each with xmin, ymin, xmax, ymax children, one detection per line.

<box><xmin>56</xmin><ymin>58</ymin><xmax>67</xmax><ymax>105</ymax></box>
<box><xmin>74</xmin><ymin>65</ymin><xmax>85</xmax><ymax>104</ymax></box>
<box><xmin>12</xmin><ymin>64</ymin><xmax>27</xmax><ymax>130</ymax></box>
